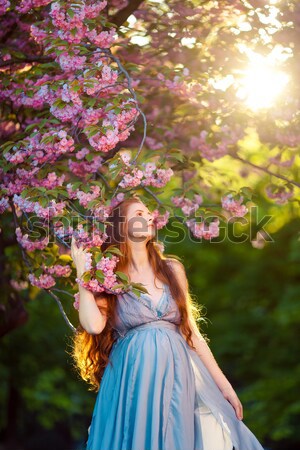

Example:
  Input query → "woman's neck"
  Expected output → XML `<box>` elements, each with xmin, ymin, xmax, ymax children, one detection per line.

<box><xmin>127</xmin><ymin>241</ymin><xmax>150</xmax><ymax>272</ymax></box>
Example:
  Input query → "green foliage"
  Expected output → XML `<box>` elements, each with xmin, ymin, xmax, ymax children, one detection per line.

<box><xmin>0</xmin><ymin>291</ymin><xmax>94</xmax><ymax>449</ymax></box>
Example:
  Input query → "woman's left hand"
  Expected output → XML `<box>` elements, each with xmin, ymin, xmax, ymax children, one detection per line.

<box><xmin>221</xmin><ymin>385</ymin><xmax>243</xmax><ymax>421</ymax></box>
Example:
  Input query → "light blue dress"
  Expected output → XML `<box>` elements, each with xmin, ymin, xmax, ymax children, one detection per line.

<box><xmin>86</xmin><ymin>283</ymin><xmax>265</xmax><ymax>450</ymax></box>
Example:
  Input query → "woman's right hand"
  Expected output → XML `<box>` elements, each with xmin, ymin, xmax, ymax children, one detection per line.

<box><xmin>71</xmin><ymin>235</ymin><xmax>88</xmax><ymax>278</ymax></box>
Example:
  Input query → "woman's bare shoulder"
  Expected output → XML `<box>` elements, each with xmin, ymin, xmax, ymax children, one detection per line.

<box><xmin>165</xmin><ymin>257</ymin><xmax>185</xmax><ymax>271</ymax></box>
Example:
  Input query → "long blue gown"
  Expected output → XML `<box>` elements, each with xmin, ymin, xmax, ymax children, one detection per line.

<box><xmin>86</xmin><ymin>283</ymin><xmax>265</xmax><ymax>450</ymax></box>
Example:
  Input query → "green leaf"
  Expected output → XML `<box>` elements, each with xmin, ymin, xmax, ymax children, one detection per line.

<box><xmin>95</xmin><ymin>270</ymin><xmax>105</xmax><ymax>282</ymax></box>
<box><xmin>85</xmin><ymin>152</ymin><xmax>94</xmax><ymax>162</ymax></box>
<box><xmin>115</xmin><ymin>271</ymin><xmax>129</xmax><ymax>282</ymax></box>
<box><xmin>58</xmin><ymin>254</ymin><xmax>72</xmax><ymax>263</ymax></box>
<box><xmin>94</xmin><ymin>252</ymin><xmax>103</xmax><ymax>263</ymax></box>
<box><xmin>103</xmin><ymin>246</ymin><xmax>123</xmax><ymax>256</ymax></box>
<box><xmin>67</xmin><ymin>8</ymin><xmax>74</xmax><ymax>18</ymax></box>
<box><xmin>82</xmin><ymin>271</ymin><xmax>92</xmax><ymax>282</ymax></box>
<box><xmin>130</xmin><ymin>282</ymin><xmax>148</xmax><ymax>294</ymax></box>
<box><xmin>1</xmin><ymin>141</ymin><xmax>16</xmax><ymax>153</ymax></box>
<box><xmin>111</xmin><ymin>283</ymin><xmax>125</xmax><ymax>291</ymax></box>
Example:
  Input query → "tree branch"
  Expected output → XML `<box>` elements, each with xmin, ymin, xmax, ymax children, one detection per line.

<box><xmin>232</xmin><ymin>154</ymin><xmax>300</xmax><ymax>188</ymax></box>
<box><xmin>108</xmin><ymin>0</ymin><xmax>146</xmax><ymax>28</ymax></box>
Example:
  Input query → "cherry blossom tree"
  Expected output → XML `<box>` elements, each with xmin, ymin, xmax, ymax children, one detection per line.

<box><xmin>0</xmin><ymin>0</ymin><xmax>298</xmax><ymax>334</ymax></box>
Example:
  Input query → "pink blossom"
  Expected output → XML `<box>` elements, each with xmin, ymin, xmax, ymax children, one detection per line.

<box><xmin>88</xmin><ymin>128</ymin><xmax>120</xmax><ymax>152</ymax></box>
<box><xmin>73</xmin><ymin>292</ymin><xmax>80</xmax><ymax>310</ymax></box>
<box><xmin>84</xmin><ymin>253</ymin><xmax>93</xmax><ymax>271</ymax></box>
<box><xmin>171</xmin><ymin>194</ymin><xmax>203</xmax><ymax>216</ymax></box>
<box><xmin>145</xmin><ymin>137</ymin><xmax>163</xmax><ymax>150</ymax></box>
<box><xmin>265</xmin><ymin>185</ymin><xmax>294</xmax><ymax>205</ymax></box>
<box><xmin>221</xmin><ymin>194</ymin><xmax>248</xmax><ymax>217</ymax></box>
<box><xmin>87</xmin><ymin>29</ymin><xmax>116</xmax><ymax>48</ymax></box>
<box><xmin>45</xmin><ymin>264</ymin><xmax>72</xmax><ymax>277</ymax></box>
<box><xmin>119</xmin><ymin>169</ymin><xmax>144</xmax><ymax>188</ymax></box>
<box><xmin>186</xmin><ymin>218</ymin><xmax>220</xmax><ymax>240</ymax></box>
<box><xmin>16</xmin><ymin>227</ymin><xmax>49</xmax><ymax>251</ymax></box>
<box><xmin>0</xmin><ymin>197</ymin><xmax>9</xmax><ymax>214</ymax></box>
<box><xmin>84</xmin><ymin>1</ymin><xmax>107</xmax><ymax>19</ymax></box>
<box><xmin>72</xmin><ymin>226</ymin><xmax>108</xmax><ymax>250</ymax></box>
<box><xmin>76</xmin><ymin>147</ymin><xmax>90</xmax><ymax>160</ymax></box>
<box><xmin>57</xmin><ymin>52</ymin><xmax>87</xmax><ymax>72</ymax></box>
<box><xmin>68</xmin><ymin>156</ymin><xmax>103</xmax><ymax>177</ymax></box>
<box><xmin>268</xmin><ymin>153</ymin><xmax>295</xmax><ymax>167</ymax></box>
<box><xmin>10</xmin><ymin>279</ymin><xmax>28</xmax><ymax>290</ymax></box>
<box><xmin>143</xmin><ymin>168</ymin><xmax>174</xmax><ymax>188</ymax></box>
<box><xmin>152</xmin><ymin>210</ymin><xmax>170</xmax><ymax>229</ymax></box>
<box><xmin>13</xmin><ymin>195</ymin><xmax>66</xmax><ymax>219</ymax></box>
<box><xmin>0</xmin><ymin>0</ymin><xmax>10</xmax><ymax>16</ymax></box>
<box><xmin>28</xmin><ymin>273</ymin><xmax>56</xmax><ymax>289</ymax></box>
<box><xmin>110</xmin><ymin>193</ymin><xmax>125</xmax><ymax>208</ymax></box>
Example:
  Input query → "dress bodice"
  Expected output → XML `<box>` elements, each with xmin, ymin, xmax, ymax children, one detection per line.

<box><xmin>110</xmin><ymin>283</ymin><xmax>182</xmax><ymax>338</ymax></box>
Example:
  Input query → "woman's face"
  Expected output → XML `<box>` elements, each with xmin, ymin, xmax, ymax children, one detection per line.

<box><xmin>125</xmin><ymin>202</ymin><xmax>155</xmax><ymax>242</ymax></box>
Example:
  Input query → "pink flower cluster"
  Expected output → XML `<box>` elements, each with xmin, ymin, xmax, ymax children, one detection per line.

<box><xmin>27</xmin><ymin>264</ymin><xmax>71</xmax><ymax>290</ymax></box>
<box><xmin>31</xmin><ymin>171</ymin><xmax>65</xmax><ymax>190</ymax></box>
<box><xmin>0</xmin><ymin>0</ymin><xmax>10</xmax><ymax>16</ymax></box>
<box><xmin>15</xmin><ymin>0</ymin><xmax>52</xmax><ymax>15</ymax></box>
<box><xmin>96</xmin><ymin>255</ymin><xmax>119</xmax><ymax>288</ymax></box>
<box><xmin>190</xmin><ymin>125</ymin><xmax>243</xmax><ymax>162</ymax></box>
<box><xmin>87</xmin><ymin>28</ymin><xmax>116</xmax><ymax>47</ymax></box>
<box><xmin>221</xmin><ymin>194</ymin><xmax>248</xmax><ymax>217</ymax></box>
<box><xmin>50</xmin><ymin>84</ymin><xmax>83</xmax><ymax>122</ymax></box>
<box><xmin>49</xmin><ymin>1</ymin><xmax>108</xmax><ymax>44</ymax></box>
<box><xmin>268</xmin><ymin>153</ymin><xmax>295</xmax><ymax>168</ymax></box>
<box><xmin>45</xmin><ymin>264</ymin><xmax>72</xmax><ymax>277</ymax></box>
<box><xmin>75</xmin><ymin>254</ymin><xmax>122</xmax><ymax>296</ymax></box>
<box><xmin>28</xmin><ymin>273</ymin><xmax>56</xmax><ymax>289</ymax></box>
<box><xmin>84</xmin><ymin>65</ymin><xmax>118</xmax><ymax>97</ymax></box>
<box><xmin>13</xmin><ymin>195</ymin><xmax>66</xmax><ymax>219</ymax></box>
<box><xmin>66</xmin><ymin>184</ymin><xmax>101</xmax><ymax>208</ymax></box>
<box><xmin>265</xmin><ymin>185</ymin><xmax>294</xmax><ymax>205</ymax></box>
<box><xmin>186</xmin><ymin>218</ymin><xmax>220</xmax><ymax>240</ymax></box>
<box><xmin>73</xmin><ymin>292</ymin><xmax>80</xmax><ymax>310</ymax></box>
<box><xmin>76</xmin><ymin>147</ymin><xmax>90</xmax><ymax>160</ymax></box>
<box><xmin>152</xmin><ymin>209</ymin><xmax>170</xmax><ymax>230</ymax></box>
<box><xmin>72</xmin><ymin>225</ymin><xmax>108</xmax><ymax>250</ymax></box>
<box><xmin>0</xmin><ymin>197</ymin><xmax>9</xmax><ymax>214</ymax></box>
<box><xmin>68</xmin><ymin>155</ymin><xmax>103</xmax><ymax>177</ymax></box>
<box><xmin>190</xmin><ymin>131</ymin><xmax>228</xmax><ymax>162</ymax></box>
<box><xmin>16</xmin><ymin>227</ymin><xmax>49</xmax><ymax>251</ymax></box>
<box><xmin>3</xmin><ymin>131</ymin><xmax>75</xmax><ymax>191</ymax></box>
<box><xmin>57</xmin><ymin>52</ymin><xmax>87</xmax><ymax>72</ymax></box>
<box><xmin>92</xmin><ymin>193</ymin><xmax>125</xmax><ymax>222</ymax></box>
<box><xmin>157</xmin><ymin>72</ymin><xmax>189</xmax><ymax>97</ymax></box>
<box><xmin>87</xmin><ymin>101</ymin><xmax>139</xmax><ymax>152</ymax></box>
<box><xmin>119</xmin><ymin>168</ymin><xmax>144</xmax><ymax>188</ymax></box>
<box><xmin>10</xmin><ymin>279</ymin><xmax>29</xmax><ymax>291</ymax></box>
<box><xmin>171</xmin><ymin>194</ymin><xmax>203</xmax><ymax>216</ymax></box>
<box><xmin>53</xmin><ymin>223</ymin><xmax>74</xmax><ymax>240</ymax></box>
<box><xmin>118</xmin><ymin>160</ymin><xmax>174</xmax><ymax>189</ymax></box>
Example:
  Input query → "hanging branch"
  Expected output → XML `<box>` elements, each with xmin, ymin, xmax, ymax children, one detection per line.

<box><xmin>47</xmin><ymin>289</ymin><xmax>76</xmax><ymax>332</ymax></box>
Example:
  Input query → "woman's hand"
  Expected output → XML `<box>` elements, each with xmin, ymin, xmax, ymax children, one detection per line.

<box><xmin>221</xmin><ymin>385</ymin><xmax>243</xmax><ymax>421</ymax></box>
<box><xmin>71</xmin><ymin>235</ymin><xmax>88</xmax><ymax>278</ymax></box>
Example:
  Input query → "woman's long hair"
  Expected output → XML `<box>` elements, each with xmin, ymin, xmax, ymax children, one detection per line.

<box><xmin>68</xmin><ymin>195</ymin><xmax>208</xmax><ymax>391</ymax></box>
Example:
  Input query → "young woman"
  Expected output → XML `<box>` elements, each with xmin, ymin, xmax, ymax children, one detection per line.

<box><xmin>70</xmin><ymin>195</ymin><xmax>264</xmax><ymax>450</ymax></box>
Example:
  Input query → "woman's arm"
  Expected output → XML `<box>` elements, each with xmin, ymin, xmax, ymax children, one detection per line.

<box><xmin>78</xmin><ymin>285</ymin><xmax>107</xmax><ymax>335</ymax></box>
<box><xmin>71</xmin><ymin>236</ymin><xmax>107</xmax><ymax>334</ymax></box>
<box><xmin>170</xmin><ymin>258</ymin><xmax>243</xmax><ymax>420</ymax></box>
